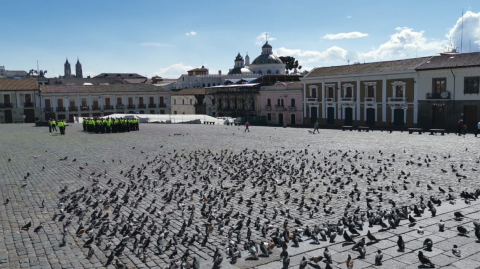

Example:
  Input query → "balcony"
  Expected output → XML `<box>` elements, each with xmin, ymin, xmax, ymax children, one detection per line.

<box><xmin>288</xmin><ymin>106</ymin><xmax>296</xmax><ymax>111</ymax></box>
<box><xmin>0</xmin><ymin>103</ymin><xmax>13</xmax><ymax>108</ymax></box>
<box><xmin>24</xmin><ymin>102</ymin><xmax>34</xmax><ymax>107</ymax></box>
<box><xmin>339</xmin><ymin>97</ymin><xmax>356</xmax><ymax>107</ymax></box>
<box><xmin>127</xmin><ymin>105</ymin><xmax>136</xmax><ymax>109</ymax></box>
<box><xmin>158</xmin><ymin>103</ymin><xmax>167</xmax><ymax>108</ymax></box>
<box><xmin>69</xmin><ymin>107</ymin><xmax>78</xmax><ymax>112</ymax></box>
<box><xmin>325</xmin><ymin>97</ymin><xmax>335</xmax><ymax>105</ymax></box>
<box><xmin>56</xmin><ymin>107</ymin><xmax>66</xmax><ymax>112</ymax></box>
<box><xmin>104</xmin><ymin>105</ymin><xmax>114</xmax><ymax>110</ymax></box>
<box><xmin>116</xmin><ymin>104</ymin><xmax>125</xmax><ymax>109</ymax></box>
<box><xmin>80</xmin><ymin>106</ymin><xmax>90</xmax><ymax>111</ymax></box>
<box><xmin>92</xmin><ymin>106</ymin><xmax>101</xmax><ymax>111</ymax></box>
<box><xmin>138</xmin><ymin>104</ymin><xmax>146</xmax><ymax>109</ymax></box>
<box><xmin>305</xmin><ymin>98</ymin><xmax>319</xmax><ymax>104</ymax></box>
<box><xmin>426</xmin><ymin>91</ymin><xmax>450</xmax><ymax>100</ymax></box>
<box><xmin>148</xmin><ymin>104</ymin><xmax>156</xmax><ymax>108</ymax></box>
<box><xmin>43</xmin><ymin>107</ymin><xmax>53</xmax><ymax>112</ymax></box>
<box><xmin>364</xmin><ymin>97</ymin><xmax>375</xmax><ymax>103</ymax></box>
<box><xmin>388</xmin><ymin>97</ymin><xmax>407</xmax><ymax>108</ymax></box>
<box><xmin>274</xmin><ymin>105</ymin><xmax>286</xmax><ymax>111</ymax></box>
<box><xmin>265</xmin><ymin>105</ymin><xmax>272</xmax><ymax>110</ymax></box>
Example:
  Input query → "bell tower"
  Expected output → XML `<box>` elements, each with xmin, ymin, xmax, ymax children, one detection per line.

<box><xmin>76</xmin><ymin>58</ymin><xmax>83</xmax><ymax>78</ymax></box>
<box><xmin>64</xmin><ymin>58</ymin><xmax>71</xmax><ymax>78</ymax></box>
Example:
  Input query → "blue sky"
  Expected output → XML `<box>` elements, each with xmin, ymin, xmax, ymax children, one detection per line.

<box><xmin>1</xmin><ymin>0</ymin><xmax>480</xmax><ymax>78</ymax></box>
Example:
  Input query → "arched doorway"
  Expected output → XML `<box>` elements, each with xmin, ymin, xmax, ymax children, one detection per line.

<box><xmin>366</xmin><ymin>108</ymin><xmax>375</xmax><ymax>126</ymax></box>
<box><xmin>344</xmin><ymin>107</ymin><xmax>353</xmax><ymax>125</ymax></box>
<box><xmin>394</xmin><ymin>109</ymin><xmax>404</xmax><ymax>127</ymax></box>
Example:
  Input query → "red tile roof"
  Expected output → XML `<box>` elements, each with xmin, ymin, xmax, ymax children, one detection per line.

<box><xmin>0</xmin><ymin>79</ymin><xmax>39</xmax><ymax>91</ymax></box>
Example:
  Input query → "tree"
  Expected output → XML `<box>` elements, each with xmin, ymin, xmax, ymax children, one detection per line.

<box><xmin>279</xmin><ymin>56</ymin><xmax>302</xmax><ymax>74</ymax></box>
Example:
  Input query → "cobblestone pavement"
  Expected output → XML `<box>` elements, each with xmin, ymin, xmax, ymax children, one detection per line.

<box><xmin>1</xmin><ymin>123</ymin><xmax>480</xmax><ymax>269</ymax></box>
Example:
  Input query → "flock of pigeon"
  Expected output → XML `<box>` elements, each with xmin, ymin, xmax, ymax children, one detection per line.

<box><xmin>5</xmin><ymin>146</ymin><xmax>480</xmax><ymax>268</ymax></box>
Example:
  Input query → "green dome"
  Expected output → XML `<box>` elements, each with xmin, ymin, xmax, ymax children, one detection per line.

<box><xmin>251</xmin><ymin>54</ymin><xmax>283</xmax><ymax>65</ymax></box>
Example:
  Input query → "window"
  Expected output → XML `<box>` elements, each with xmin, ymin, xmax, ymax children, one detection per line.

<box><xmin>160</xmin><ymin>96</ymin><xmax>164</xmax><ymax>105</ymax></box>
<box><xmin>464</xmin><ymin>77</ymin><xmax>479</xmax><ymax>94</ymax></box>
<box><xmin>267</xmin><ymin>70</ymin><xmax>271</xmax><ymax>74</ymax></box>
<box><xmin>258</xmin><ymin>70</ymin><xmax>262</xmax><ymax>75</ymax></box>
<box><xmin>327</xmin><ymin>87</ymin><xmax>334</xmax><ymax>98</ymax></box>
<box><xmin>128</xmin><ymin>97</ymin><xmax>133</xmax><ymax>105</ymax></box>
<box><xmin>174</xmin><ymin>111</ymin><xmax>177</xmax><ymax>114</ymax></box>
<box><xmin>190</xmin><ymin>99</ymin><xmax>192</xmax><ymax>105</ymax></box>
<box><xmin>311</xmin><ymin>88</ymin><xmax>316</xmax><ymax>98</ymax></box>
<box><xmin>433</xmin><ymin>78</ymin><xmax>446</xmax><ymax>94</ymax></box>
<box><xmin>25</xmin><ymin>94</ymin><xmax>32</xmax><ymax>103</ymax></box>
<box><xmin>267</xmin><ymin>99</ymin><xmax>271</xmax><ymax>106</ymax></box>
<box><xmin>182</xmin><ymin>99</ymin><xmax>185</xmax><ymax>105</ymax></box>
<box><xmin>174</xmin><ymin>99</ymin><xmax>176</xmax><ymax>105</ymax></box>
<box><xmin>276</xmin><ymin>70</ymin><xmax>280</xmax><ymax>74</ymax></box>
<box><xmin>117</xmin><ymin>97</ymin><xmax>122</xmax><ymax>104</ymax></box>
<box><xmin>208</xmin><ymin>83</ymin><xmax>210</xmax><ymax>87</ymax></box>
<box><xmin>280</xmin><ymin>99</ymin><xmax>284</xmax><ymax>106</ymax></box>
<box><xmin>267</xmin><ymin>113</ymin><xmax>271</xmax><ymax>121</ymax></box>
<box><xmin>139</xmin><ymin>97</ymin><xmax>143</xmax><ymax>105</ymax></box>
<box><xmin>105</xmin><ymin>98</ymin><xmax>110</xmax><ymax>106</ymax></box>
<box><xmin>367</xmin><ymin>85</ymin><xmax>375</xmax><ymax>98</ymax></box>
<box><xmin>345</xmin><ymin>87</ymin><xmax>353</xmax><ymax>97</ymax></box>
<box><xmin>395</xmin><ymin>85</ymin><xmax>403</xmax><ymax>97</ymax></box>
<box><xmin>45</xmin><ymin>99</ymin><xmax>50</xmax><ymax>108</ymax></box>
<box><xmin>291</xmin><ymin>99</ymin><xmax>295</xmax><ymax>107</ymax></box>
<box><xmin>149</xmin><ymin>97</ymin><xmax>154</xmax><ymax>105</ymax></box>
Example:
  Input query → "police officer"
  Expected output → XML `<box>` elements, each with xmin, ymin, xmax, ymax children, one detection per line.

<box><xmin>51</xmin><ymin>119</ymin><xmax>57</xmax><ymax>132</ymax></box>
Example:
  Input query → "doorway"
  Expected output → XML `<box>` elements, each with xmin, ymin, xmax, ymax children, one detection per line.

<box><xmin>278</xmin><ymin>113</ymin><xmax>284</xmax><ymax>125</ymax></box>
<box><xmin>290</xmin><ymin>114</ymin><xmax>296</xmax><ymax>125</ymax></box>
<box><xmin>4</xmin><ymin>110</ymin><xmax>12</xmax><ymax>123</ymax></box>
<box><xmin>366</xmin><ymin>108</ymin><xmax>375</xmax><ymax>126</ymax></box>
<box><xmin>24</xmin><ymin>109</ymin><xmax>35</xmax><ymax>123</ymax></box>
<box><xmin>394</xmin><ymin>109</ymin><xmax>405</xmax><ymax>127</ymax></box>
<box><xmin>463</xmin><ymin>105</ymin><xmax>478</xmax><ymax>131</ymax></box>
<box><xmin>432</xmin><ymin>105</ymin><xmax>445</xmax><ymax>127</ymax></box>
<box><xmin>344</xmin><ymin>107</ymin><xmax>353</xmax><ymax>125</ymax></box>
<box><xmin>69</xmin><ymin>114</ymin><xmax>75</xmax><ymax>122</ymax></box>
<box><xmin>310</xmin><ymin>107</ymin><xmax>318</xmax><ymax>124</ymax></box>
<box><xmin>327</xmin><ymin>107</ymin><xmax>334</xmax><ymax>124</ymax></box>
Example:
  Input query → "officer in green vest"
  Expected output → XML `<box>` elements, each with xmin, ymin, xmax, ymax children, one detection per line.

<box><xmin>51</xmin><ymin>119</ymin><xmax>57</xmax><ymax>132</ymax></box>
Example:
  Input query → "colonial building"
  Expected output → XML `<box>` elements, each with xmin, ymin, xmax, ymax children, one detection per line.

<box><xmin>39</xmin><ymin>84</ymin><xmax>171</xmax><ymax>122</ymax></box>
<box><xmin>301</xmin><ymin>57</ymin><xmax>430</xmax><ymax>127</ymax></box>
<box><xmin>0</xmin><ymin>79</ymin><xmax>40</xmax><ymax>123</ymax></box>
<box><xmin>416</xmin><ymin>52</ymin><xmax>480</xmax><ymax>130</ymax></box>
<box><xmin>171</xmin><ymin>88</ymin><xmax>208</xmax><ymax>115</ymax></box>
<box><xmin>259</xmin><ymin>81</ymin><xmax>303</xmax><ymax>126</ymax></box>
<box><xmin>0</xmin><ymin>65</ymin><xmax>28</xmax><ymax>79</ymax></box>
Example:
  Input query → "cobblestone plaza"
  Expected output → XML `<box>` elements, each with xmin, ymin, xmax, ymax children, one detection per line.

<box><xmin>1</xmin><ymin>123</ymin><xmax>480</xmax><ymax>269</ymax></box>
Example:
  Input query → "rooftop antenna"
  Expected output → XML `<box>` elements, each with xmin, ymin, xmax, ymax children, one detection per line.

<box><xmin>461</xmin><ymin>9</ymin><xmax>464</xmax><ymax>53</ymax></box>
<box><xmin>37</xmin><ymin>60</ymin><xmax>39</xmax><ymax>74</ymax></box>
<box><xmin>265</xmin><ymin>32</ymin><xmax>268</xmax><ymax>42</ymax></box>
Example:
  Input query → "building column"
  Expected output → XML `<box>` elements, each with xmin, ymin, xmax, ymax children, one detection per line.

<box><xmin>356</xmin><ymin>80</ymin><xmax>360</xmax><ymax>120</ymax></box>
<box><xmin>321</xmin><ymin>82</ymin><xmax>326</xmax><ymax>118</ymax></box>
<box><xmin>16</xmin><ymin>92</ymin><xmax>21</xmax><ymax>108</ymax></box>
<box><xmin>413</xmin><ymin>77</ymin><xmax>418</xmax><ymax>124</ymax></box>
<box><xmin>337</xmin><ymin>81</ymin><xmax>342</xmax><ymax>119</ymax></box>
<box><xmin>303</xmin><ymin>83</ymin><xmax>307</xmax><ymax>119</ymax></box>
<box><xmin>382</xmin><ymin>78</ymin><xmax>387</xmax><ymax>122</ymax></box>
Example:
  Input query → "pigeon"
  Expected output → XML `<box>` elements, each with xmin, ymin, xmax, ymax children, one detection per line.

<box><xmin>366</xmin><ymin>230</ymin><xmax>378</xmax><ymax>242</ymax></box>
<box><xmin>282</xmin><ymin>254</ymin><xmax>290</xmax><ymax>269</ymax></box>
<box><xmin>21</xmin><ymin>222</ymin><xmax>32</xmax><ymax>231</ymax></box>
<box><xmin>454</xmin><ymin>211</ymin><xmax>464</xmax><ymax>220</ymax></box>
<box><xmin>397</xmin><ymin>235</ymin><xmax>405</xmax><ymax>251</ymax></box>
<box><xmin>457</xmin><ymin>225</ymin><xmax>468</xmax><ymax>235</ymax></box>
<box><xmin>346</xmin><ymin>254</ymin><xmax>354</xmax><ymax>269</ymax></box>
<box><xmin>452</xmin><ymin>244</ymin><xmax>461</xmax><ymax>257</ymax></box>
<box><xmin>3</xmin><ymin>199</ymin><xmax>9</xmax><ymax>205</ymax></box>
<box><xmin>343</xmin><ymin>231</ymin><xmax>355</xmax><ymax>243</ymax></box>
<box><xmin>423</xmin><ymin>238</ymin><xmax>433</xmax><ymax>251</ymax></box>
<box><xmin>87</xmin><ymin>248</ymin><xmax>94</xmax><ymax>259</ymax></box>
<box><xmin>33</xmin><ymin>224</ymin><xmax>43</xmax><ymax>233</ymax></box>
<box><xmin>324</xmin><ymin>247</ymin><xmax>332</xmax><ymax>264</ymax></box>
<box><xmin>418</xmin><ymin>251</ymin><xmax>435</xmax><ymax>268</ymax></box>
<box><xmin>438</xmin><ymin>220</ymin><xmax>445</xmax><ymax>232</ymax></box>
<box><xmin>308</xmin><ymin>255</ymin><xmax>324</xmax><ymax>264</ymax></box>
<box><xmin>375</xmin><ymin>249</ymin><xmax>383</xmax><ymax>266</ymax></box>
<box><xmin>299</xmin><ymin>256</ymin><xmax>307</xmax><ymax>269</ymax></box>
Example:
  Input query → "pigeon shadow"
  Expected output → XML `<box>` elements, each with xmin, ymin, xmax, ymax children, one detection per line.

<box><xmin>417</xmin><ymin>265</ymin><xmax>435</xmax><ymax>268</ymax></box>
<box><xmin>342</xmin><ymin>242</ymin><xmax>355</xmax><ymax>247</ymax></box>
<box><xmin>409</xmin><ymin>223</ymin><xmax>417</xmax><ymax>228</ymax></box>
<box><xmin>366</xmin><ymin>241</ymin><xmax>379</xmax><ymax>246</ymax></box>
<box><xmin>307</xmin><ymin>263</ymin><xmax>322</xmax><ymax>269</ymax></box>
<box><xmin>457</xmin><ymin>234</ymin><xmax>469</xmax><ymax>237</ymax></box>
<box><xmin>244</xmin><ymin>256</ymin><xmax>259</xmax><ymax>261</ymax></box>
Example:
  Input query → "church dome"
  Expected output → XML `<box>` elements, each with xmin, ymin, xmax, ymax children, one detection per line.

<box><xmin>228</xmin><ymin>67</ymin><xmax>253</xmax><ymax>75</ymax></box>
<box><xmin>251</xmin><ymin>54</ymin><xmax>283</xmax><ymax>65</ymax></box>
<box><xmin>262</xmin><ymin>42</ymin><xmax>272</xmax><ymax>49</ymax></box>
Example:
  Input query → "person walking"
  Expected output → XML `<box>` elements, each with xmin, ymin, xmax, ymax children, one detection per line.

<box><xmin>463</xmin><ymin>123</ymin><xmax>467</xmax><ymax>136</ymax></box>
<box><xmin>476</xmin><ymin>121</ymin><xmax>480</xmax><ymax>137</ymax></box>
<box><xmin>457</xmin><ymin>119</ymin><xmax>463</xmax><ymax>136</ymax></box>
<box><xmin>388</xmin><ymin>120</ymin><xmax>393</xmax><ymax>133</ymax></box>
<box><xmin>245</xmin><ymin>121</ymin><xmax>250</xmax><ymax>132</ymax></box>
<box><xmin>48</xmin><ymin>119</ymin><xmax>52</xmax><ymax>133</ymax></box>
<box><xmin>51</xmin><ymin>119</ymin><xmax>57</xmax><ymax>132</ymax></box>
<box><xmin>313</xmin><ymin>120</ymin><xmax>319</xmax><ymax>134</ymax></box>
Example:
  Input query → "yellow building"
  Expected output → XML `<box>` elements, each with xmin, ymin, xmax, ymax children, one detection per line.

<box><xmin>301</xmin><ymin>57</ymin><xmax>429</xmax><ymax>128</ymax></box>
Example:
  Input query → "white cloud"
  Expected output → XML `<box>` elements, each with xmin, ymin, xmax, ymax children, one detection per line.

<box><xmin>447</xmin><ymin>10</ymin><xmax>480</xmax><ymax>52</ymax></box>
<box><xmin>323</xmin><ymin>31</ymin><xmax>369</xmax><ymax>40</ymax></box>
<box><xmin>357</xmin><ymin>27</ymin><xmax>447</xmax><ymax>61</ymax></box>
<box><xmin>186</xmin><ymin>31</ymin><xmax>197</xmax><ymax>36</ymax></box>
<box><xmin>153</xmin><ymin>63</ymin><xmax>195</xmax><ymax>78</ymax></box>
<box><xmin>139</xmin><ymin>42</ymin><xmax>169</xmax><ymax>47</ymax></box>
<box><xmin>275</xmin><ymin>46</ymin><xmax>350</xmax><ymax>64</ymax></box>
<box><xmin>255</xmin><ymin>32</ymin><xmax>277</xmax><ymax>46</ymax></box>
<box><xmin>346</xmin><ymin>16</ymin><xmax>352</xmax><ymax>19</ymax></box>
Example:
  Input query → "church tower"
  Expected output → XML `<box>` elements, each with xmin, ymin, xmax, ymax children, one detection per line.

<box><xmin>64</xmin><ymin>58</ymin><xmax>71</xmax><ymax>78</ymax></box>
<box><xmin>234</xmin><ymin>53</ymin><xmax>244</xmax><ymax>68</ymax></box>
<box><xmin>76</xmin><ymin>58</ymin><xmax>83</xmax><ymax>78</ymax></box>
<box><xmin>245</xmin><ymin>53</ymin><xmax>250</xmax><ymax>66</ymax></box>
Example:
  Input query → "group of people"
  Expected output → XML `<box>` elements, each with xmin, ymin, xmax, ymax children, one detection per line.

<box><xmin>48</xmin><ymin>119</ymin><xmax>67</xmax><ymax>135</ymax></box>
<box><xmin>82</xmin><ymin>117</ymin><xmax>139</xmax><ymax>133</ymax></box>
